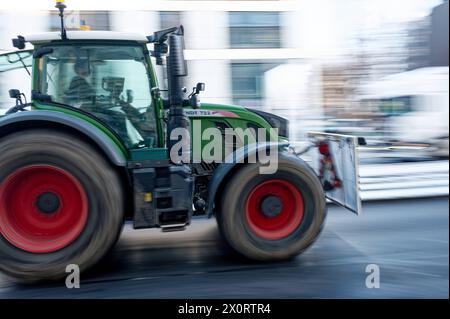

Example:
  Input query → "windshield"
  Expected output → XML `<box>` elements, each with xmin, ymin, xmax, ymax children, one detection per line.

<box><xmin>38</xmin><ymin>44</ymin><xmax>157</xmax><ymax>148</ymax></box>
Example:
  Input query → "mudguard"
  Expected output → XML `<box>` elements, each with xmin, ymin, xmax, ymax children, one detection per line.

<box><xmin>0</xmin><ymin>110</ymin><xmax>127</xmax><ymax>166</ymax></box>
<box><xmin>206</xmin><ymin>142</ymin><xmax>289</xmax><ymax>217</ymax></box>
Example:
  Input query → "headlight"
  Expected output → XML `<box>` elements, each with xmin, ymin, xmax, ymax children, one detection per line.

<box><xmin>247</xmin><ymin>108</ymin><xmax>290</xmax><ymax>138</ymax></box>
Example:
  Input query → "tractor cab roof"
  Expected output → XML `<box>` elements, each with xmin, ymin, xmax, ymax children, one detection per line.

<box><xmin>23</xmin><ymin>31</ymin><xmax>149</xmax><ymax>45</ymax></box>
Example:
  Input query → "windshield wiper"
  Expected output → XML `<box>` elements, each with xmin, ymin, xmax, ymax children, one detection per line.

<box><xmin>14</xmin><ymin>52</ymin><xmax>30</xmax><ymax>76</ymax></box>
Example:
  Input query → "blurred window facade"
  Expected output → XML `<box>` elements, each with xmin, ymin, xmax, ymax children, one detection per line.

<box><xmin>49</xmin><ymin>11</ymin><xmax>111</xmax><ymax>31</ymax></box>
<box><xmin>231</xmin><ymin>62</ymin><xmax>278</xmax><ymax>107</ymax></box>
<box><xmin>229</xmin><ymin>12</ymin><xmax>281</xmax><ymax>49</ymax></box>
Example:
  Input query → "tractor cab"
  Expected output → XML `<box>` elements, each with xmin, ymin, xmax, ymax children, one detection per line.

<box><xmin>5</xmin><ymin>20</ymin><xmax>200</xmax><ymax>155</ymax></box>
<box><xmin>15</xmin><ymin>32</ymin><xmax>160</xmax><ymax>149</ymax></box>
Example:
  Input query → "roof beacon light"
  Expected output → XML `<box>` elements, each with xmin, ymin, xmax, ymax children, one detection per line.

<box><xmin>55</xmin><ymin>1</ymin><xmax>67</xmax><ymax>40</ymax></box>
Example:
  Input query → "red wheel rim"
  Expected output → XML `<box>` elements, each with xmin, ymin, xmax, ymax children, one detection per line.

<box><xmin>245</xmin><ymin>179</ymin><xmax>304</xmax><ymax>240</ymax></box>
<box><xmin>0</xmin><ymin>165</ymin><xmax>88</xmax><ymax>253</ymax></box>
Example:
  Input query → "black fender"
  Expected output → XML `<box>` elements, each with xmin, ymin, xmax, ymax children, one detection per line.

<box><xmin>0</xmin><ymin>110</ymin><xmax>127</xmax><ymax>166</ymax></box>
<box><xmin>206</xmin><ymin>142</ymin><xmax>289</xmax><ymax>217</ymax></box>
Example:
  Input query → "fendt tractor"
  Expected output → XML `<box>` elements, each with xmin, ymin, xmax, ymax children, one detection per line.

<box><xmin>0</xmin><ymin>2</ymin><xmax>364</xmax><ymax>282</ymax></box>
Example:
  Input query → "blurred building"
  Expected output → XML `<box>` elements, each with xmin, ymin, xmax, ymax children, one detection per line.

<box><xmin>430</xmin><ymin>1</ymin><xmax>449</xmax><ymax>67</ymax></box>
<box><xmin>408</xmin><ymin>0</ymin><xmax>449</xmax><ymax>70</ymax></box>
<box><xmin>0</xmin><ymin>0</ymin><xmax>445</xmax><ymax>142</ymax></box>
<box><xmin>407</xmin><ymin>16</ymin><xmax>432</xmax><ymax>70</ymax></box>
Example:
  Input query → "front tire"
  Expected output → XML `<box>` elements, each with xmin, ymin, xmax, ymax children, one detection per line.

<box><xmin>217</xmin><ymin>154</ymin><xmax>326</xmax><ymax>261</ymax></box>
<box><xmin>0</xmin><ymin>129</ymin><xmax>124</xmax><ymax>282</ymax></box>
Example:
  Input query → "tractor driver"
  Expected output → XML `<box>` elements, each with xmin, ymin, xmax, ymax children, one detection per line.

<box><xmin>66</xmin><ymin>59</ymin><xmax>95</xmax><ymax>106</ymax></box>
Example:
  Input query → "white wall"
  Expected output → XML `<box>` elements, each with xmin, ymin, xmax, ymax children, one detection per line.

<box><xmin>183</xmin><ymin>10</ymin><xmax>231</xmax><ymax>104</ymax></box>
<box><xmin>109</xmin><ymin>10</ymin><xmax>159</xmax><ymax>36</ymax></box>
<box><xmin>264</xmin><ymin>62</ymin><xmax>324</xmax><ymax>142</ymax></box>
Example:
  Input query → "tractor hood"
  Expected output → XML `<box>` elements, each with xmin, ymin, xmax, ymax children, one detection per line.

<box><xmin>193</xmin><ymin>103</ymin><xmax>290</xmax><ymax>139</ymax></box>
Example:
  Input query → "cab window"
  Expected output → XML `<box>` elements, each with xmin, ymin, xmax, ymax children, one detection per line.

<box><xmin>38</xmin><ymin>44</ymin><xmax>157</xmax><ymax>149</ymax></box>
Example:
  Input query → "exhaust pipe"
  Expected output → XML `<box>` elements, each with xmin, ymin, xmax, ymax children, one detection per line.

<box><xmin>166</xmin><ymin>27</ymin><xmax>191</xmax><ymax>164</ymax></box>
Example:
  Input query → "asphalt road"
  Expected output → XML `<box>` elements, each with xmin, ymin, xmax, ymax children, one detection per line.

<box><xmin>0</xmin><ymin>197</ymin><xmax>448</xmax><ymax>299</ymax></box>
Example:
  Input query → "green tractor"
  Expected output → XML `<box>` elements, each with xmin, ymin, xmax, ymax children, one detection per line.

<box><xmin>0</xmin><ymin>2</ymin><xmax>363</xmax><ymax>282</ymax></box>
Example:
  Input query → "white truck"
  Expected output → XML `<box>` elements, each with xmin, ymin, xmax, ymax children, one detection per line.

<box><xmin>360</xmin><ymin>66</ymin><xmax>449</xmax><ymax>158</ymax></box>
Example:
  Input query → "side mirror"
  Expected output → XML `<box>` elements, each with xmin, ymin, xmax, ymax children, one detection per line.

<box><xmin>12</xmin><ymin>36</ymin><xmax>26</xmax><ymax>50</ymax></box>
<box><xmin>188</xmin><ymin>82</ymin><xmax>206</xmax><ymax>109</ymax></box>
<box><xmin>8</xmin><ymin>89</ymin><xmax>25</xmax><ymax>112</ymax></box>
<box><xmin>9</xmin><ymin>89</ymin><xmax>21</xmax><ymax>99</ymax></box>
<box><xmin>195</xmin><ymin>82</ymin><xmax>205</xmax><ymax>94</ymax></box>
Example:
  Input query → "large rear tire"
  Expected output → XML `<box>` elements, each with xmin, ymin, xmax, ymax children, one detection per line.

<box><xmin>217</xmin><ymin>153</ymin><xmax>326</xmax><ymax>261</ymax></box>
<box><xmin>0</xmin><ymin>129</ymin><xmax>124</xmax><ymax>282</ymax></box>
